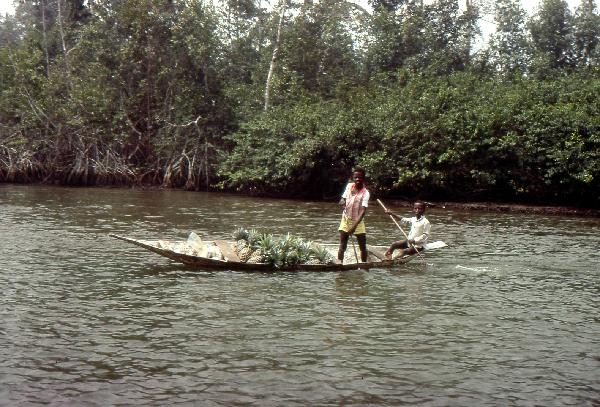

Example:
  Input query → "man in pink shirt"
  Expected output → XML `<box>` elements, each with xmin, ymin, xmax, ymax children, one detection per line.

<box><xmin>338</xmin><ymin>168</ymin><xmax>370</xmax><ymax>263</ymax></box>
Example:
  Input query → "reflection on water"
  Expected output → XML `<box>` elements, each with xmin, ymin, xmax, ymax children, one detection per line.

<box><xmin>1</xmin><ymin>184</ymin><xmax>599</xmax><ymax>406</ymax></box>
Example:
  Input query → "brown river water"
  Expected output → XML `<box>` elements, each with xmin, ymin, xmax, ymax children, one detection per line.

<box><xmin>1</xmin><ymin>184</ymin><xmax>599</xmax><ymax>406</ymax></box>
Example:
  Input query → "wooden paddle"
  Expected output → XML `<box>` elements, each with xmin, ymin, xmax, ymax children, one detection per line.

<box><xmin>377</xmin><ymin>199</ymin><xmax>429</xmax><ymax>266</ymax></box>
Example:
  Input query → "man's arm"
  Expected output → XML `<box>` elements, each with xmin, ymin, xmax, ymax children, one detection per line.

<box><xmin>384</xmin><ymin>209</ymin><xmax>403</xmax><ymax>221</ymax></box>
<box><xmin>348</xmin><ymin>206</ymin><xmax>366</xmax><ymax>235</ymax></box>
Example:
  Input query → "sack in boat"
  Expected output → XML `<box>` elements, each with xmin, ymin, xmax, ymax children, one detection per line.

<box><xmin>207</xmin><ymin>244</ymin><xmax>224</xmax><ymax>260</ymax></box>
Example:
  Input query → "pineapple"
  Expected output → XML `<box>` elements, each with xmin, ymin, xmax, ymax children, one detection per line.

<box><xmin>234</xmin><ymin>239</ymin><xmax>248</xmax><ymax>256</ymax></box>
<box><xmin>298</xmin><ymin>241</ymin><xmax>318</xmax><ymax>265</ymax></box>
<box><xmin>297</xmin><ymin>240</ymin><xmax>324</xmax><ymax>265</ymax></box>
<box><xmin>233</xmin><ymin>227</ymin><xmax>248</xmax><ymax>242</ymax></box>
<box><xmin>276</xmin><ymin>234</ymin><xmax>292</xmax><ymax>266</ymax></box>
<box><xmin>246</xmin><ymin>250</ymin><xmax>264</xmax><ymax>264</ymax></box>
<box><xmin>258</xmin><ymin>233</ymin><xmax>274</xmax><ymax>257</ymax></box>
<box><xmin>289</xmin><ymin>235</ymin><xmax>302</xmax><ymax>254</ymax></box>
<box><xmin>258</xmin><ymin>235</ymin><xmax>284</xmax><ymax>268</ymax></box>
<box><xmin>281</xmin><ymin>233</ymin><xmax>293</xmax><ymax>249</ymax></box>
<box><xmin>303</xmin><ymin>256</ymin><xmax>322</xmax><ymax>266</ymax></box>
<box><xmin>285</xmin><ymin>236</ymin><xmax>302</xmax><ymax>266</ymax></box>
<box><xmin>238</xmin><ymin>246</ymin><xmax>253</xmax><ymax>262</ymax></box>
<box><xmin>313</xmin><ymin>245</ymin><xmax>333</xmax><ymax>265</ymax></box>
<box><xmin>233</xmin><ymin>228</ymin><xmax>266</xmax><ymax>263</ymax></box>
<box><xmin>259</xmin><ymin>233</ymin><xmax>274</xmax><ymax>249</ymax></box>
<box><xmin>286</xmin><ymin>249</ymin><xmax>299</xmax><ymax>265</ymax></box>
<box><xmin>233</xmin><ymin>228</ymin><xmax>249</xmax><ymax>255</ymax></box>
<box><xmin>296</xmin><ymin>244</ymin><xmax>311</xmax><ymax>265</ymax></box>
<box><xmin>247</xmin><ymin>229</ymin><xmax>261</xmax><ymax>248</ymax></box>
<box><xmin>229</xmin><ymin>228</ymin><xmax>332</xmax><ymax>267</ymax></box>
<box><xmin>267</xmin><ymin>248</ymin><xmax>285</xmax><ymax>268</ymax></box>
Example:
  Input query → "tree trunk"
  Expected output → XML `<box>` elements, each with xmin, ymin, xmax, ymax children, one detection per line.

<box><xmin>264</xmin><ymin>0</ymin><xmax>288</xmax><ymax>111</ymax></box>
<box><xmin>465</xmin><ymin>0</ymin><xmax>473</xmax><ymax>64</ymax></box>
<box><xmin>57</xmin><ymin>0</ymin><xmax>73</xmax><ymax>93</ymax></box>
<box><xmin>41</xmin><ymin>0</ymin><xmax>50</xmax><ymax>79</ymax></box>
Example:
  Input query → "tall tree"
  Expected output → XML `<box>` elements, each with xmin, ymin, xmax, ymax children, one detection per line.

<box><xmin>277</xmin><ymin>0</ymin><xmax>365</xmax><ymax>97</ymax></box>
<box><xmin>369</xmin><ymin>0</ymin><xmax>478</xmax><ymax>74</ymax></box>
<box><xmin>573</xmin><ymin>0</ymin><xmax>600</xmax><ymax>68</ymax></box>
<box><xmin>220</xmin><ymin>0</ymin><xmax>263</xmax><ymax>83</ymax></box>
<box><xmin>487</xmin><ymin>0</ymin><xmax>531</xmax><ymax>76</ymax></box>
<box><xmin>529</xmin><ymin>0</ymin><xmax>574</xmax><ymax>70</ymax></box>
<box><xmin>215</xmin><ymin>0</ymin><xmax>267</xmax><ymax>113</ymax></box>
<box><xmin>420</xmin><ymin>0</ymin><xmax>477</xmax><ymax>73</ymax></box>
<box><xmin>367</xmin><ymin>0</ymin><xmax>427</xmax><ymax>72</ymax></box>
<box><xmin>369</xmin><ymin>0</ymin><xmax>407</xmax><ymax>12</ymax></box>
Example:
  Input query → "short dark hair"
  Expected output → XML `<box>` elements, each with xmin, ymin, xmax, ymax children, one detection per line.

<box><xmin>353</xmin><ymin>167</ymin><xmax>366</xmax><ymax>176</ymax></box>
<box><xmin>414</xmin><ymin>201</ymin><xmax>427</xmax><ymax>209</ymax></box>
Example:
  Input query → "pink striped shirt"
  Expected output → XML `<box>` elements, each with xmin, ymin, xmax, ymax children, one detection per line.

<box><xmin>342</xmin><ymin>183</ymin><xmax>370</xmax><ymax>221</ymax></box>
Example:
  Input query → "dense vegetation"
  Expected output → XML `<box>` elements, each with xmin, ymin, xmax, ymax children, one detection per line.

<box><xmin>1</xmin><ymin>0</ymin><xmax>599</xmax><ymax>207</ymax></box>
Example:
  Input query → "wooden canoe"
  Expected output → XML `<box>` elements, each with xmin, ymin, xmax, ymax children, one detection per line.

<box><xmin>109</xmin><ymin>233</ymin><xmax>447</xmax><ymax>272</ymax></box>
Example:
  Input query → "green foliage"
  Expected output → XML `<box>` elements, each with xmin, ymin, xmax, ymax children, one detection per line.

<box><xmin>529</xmin><ymin>0</ymin><xmax>575</xmax><ymax>71</ymax></box>
<box><xmin>573</xmin><ymin>0</ymin><xmax>600</xmax><ymax>68</ymax></box>
<box><xmin>487</xmin><ymin>0</ymin><xmax>532</xmax><ymax>77</ymax></box>
<box><xmin>220</xmin><ymin>68</ymin><xmax>600</xmax><ymax>206</ymax></box>
<box><xmin>219</xmin><ymin>97</ymin><xmax>345</xmax><ymax>198</ymax></box>
<box><xmin>1</xmin><ymin>0</ymin><xmax>599</xmax><ymax>207</ymax></box>
<box><xmin>361</xmin><ymin>71</ymin><xmax>600</xmax><ymax>205</ymax></box>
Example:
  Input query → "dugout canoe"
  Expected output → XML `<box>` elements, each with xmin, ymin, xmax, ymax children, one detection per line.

<box><xmin>109</xmin><ymin>233</ymin><xmax>447</xmax><ymax>272</ymax></box>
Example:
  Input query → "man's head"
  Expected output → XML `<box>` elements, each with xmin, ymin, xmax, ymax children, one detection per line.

<box><xmin>413</xmin><ymin>201</ymin><xmax>427</xmax><ymax>217</ymax></box>
<box><xmin>352</xmin><ymin>167</ymin><xmax>366</xmax><ymax>177</ymax></box>
<box><xmin>352</xmin><ymin>168</ymin><xmax>366</xmax><ymax>187</ymax></box>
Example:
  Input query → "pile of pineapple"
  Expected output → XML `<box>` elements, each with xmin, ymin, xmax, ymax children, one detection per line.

<box><xmin>232</xmin><ymin>228</ymin><xmax>334</xmax><ymax>267</ymax></box>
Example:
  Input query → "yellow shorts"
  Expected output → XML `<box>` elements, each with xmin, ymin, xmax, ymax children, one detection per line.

<box><xmin>339</xmin><ymin>216</ymin><xmax>366</xmax><ymax>235</ymax></box>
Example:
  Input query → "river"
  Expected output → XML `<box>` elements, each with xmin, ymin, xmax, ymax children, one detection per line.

<box><xmin>1</xmin><ymin>184</ymin><xmax>598</xmax><ymax>406</ymax></box>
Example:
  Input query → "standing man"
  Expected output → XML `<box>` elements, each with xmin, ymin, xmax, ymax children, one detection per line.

<box><xmin>338</xmin><ymin>168</ymin><xmax>370</xmax><ymax>263</ymax></box>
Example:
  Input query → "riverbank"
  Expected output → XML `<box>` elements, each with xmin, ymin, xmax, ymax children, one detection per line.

<box><xmin>389</xmin><ymin>200</ymin><xmax>600</xmax><ymax>217</ymax></box>
<box><xmin>4</xmin><ymin>182</ymin><xmax>598</xmax><ymax>217</ymax></box>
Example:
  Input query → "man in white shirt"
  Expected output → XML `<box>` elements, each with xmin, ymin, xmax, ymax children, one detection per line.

<box><xmin>384</xmin><ymin>201</ymin><xmax>430</xmax><ymax>259</ymax></box>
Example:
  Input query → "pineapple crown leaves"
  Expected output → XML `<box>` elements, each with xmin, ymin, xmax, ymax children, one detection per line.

<box><xmin>247</xmin><ymin>229</ymin><xmax>262</xmax><ymax>247</ymax></box>
<box><xmin>233</xmin><ymin>227</ymin><xmax>249</xmax><ymax>241</ymax></box>
<box><xmin>313</xmin><ymin>244</ymin><xmax>334</xmax><ymax>265</ymax></box>
<box><xmin>259</xmin><ymin>233</ymin><xmax>274</xmax><ymax>249</ymax></box>
<box><xmin>232</xmin><ymin>228</ymin><xmax>331</xmax><ymax>266</ymax></box>
<box><xmin>266</xmin><ymin>247</ymin><xmax>285</xmax><ymax>268</ymax></box>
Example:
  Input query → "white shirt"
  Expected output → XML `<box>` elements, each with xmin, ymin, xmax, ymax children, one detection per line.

<box><xmin>399</xmin><ymin>216</ymin><xmax>430</xmax><ymax>247</ymax></box>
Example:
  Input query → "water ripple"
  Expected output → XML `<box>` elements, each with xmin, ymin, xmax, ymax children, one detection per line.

<box><xmin>0</xmin><ymin>185</ymin><xmax>599</xmax><ymax>406</ymax></box>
